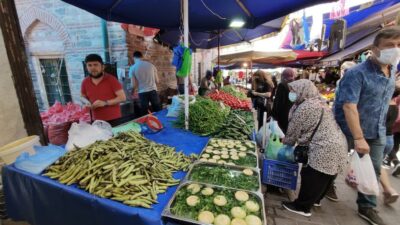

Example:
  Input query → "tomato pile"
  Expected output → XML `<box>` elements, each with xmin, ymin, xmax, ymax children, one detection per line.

<box><xmin>208</xmin><ymin>91</ymin><xmax>252</xmax><ymax>111</ymax></box>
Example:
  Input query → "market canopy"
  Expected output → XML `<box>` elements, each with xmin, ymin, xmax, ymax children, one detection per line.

<box><xmin>320</xmin><ymin>31</ymin><xmax>377</xmax><ymax>66</ymax></box>
<box><xmin>324</xmin><ymin>0</ymin><xmax>400</xmax><ymax>39</ymax></box>
<box><xmin>155</xmin><ymin>17</ymin><xmax>285</xmax><ymax>49</ymax></box>
<box><xmin>61</xmin><ymin>0</ymin><xmax>336</xmax><ymax>30</ymax></box>
<box><xmin>215</xmin><ymin>50</ymin><xmax>297</xmax><ymax>65</ymax></box>
<box><xmin>220</xmin><ymin>62</ymin><xmax>276</xmax><ymax>70</ymax></box>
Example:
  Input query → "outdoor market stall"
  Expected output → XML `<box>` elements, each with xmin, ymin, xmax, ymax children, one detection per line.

<box><xmin>2</xmin><ymin>110</ymin><xmax>209</xmax><ymax>225</ymax></box>
<box><xmin>2</xmin><ymin>1</ymin><xmax>343</xmax><ymax>225</ymax></box>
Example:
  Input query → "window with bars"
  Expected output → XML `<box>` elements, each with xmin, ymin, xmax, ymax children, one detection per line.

<box><xmin>39</xmin><ymin>58</ymin><xmax>72</xmax><ymax>106</ymax></box>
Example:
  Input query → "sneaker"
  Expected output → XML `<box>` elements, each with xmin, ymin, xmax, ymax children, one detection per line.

<box><xmin>382</xmin><ymin>158</ymin><xmax>391</xmax><ymax>169</ymax></box>
<box><xmin>325</xmin><ymin>185</ymin><xmax>339</xmax><ymax>202</ymax></box>
<box><xmin>282</xmin><ymin>201</ymin><xmax>312</xmax><ymax>217</ymax></box>
<box><xmin>358</xmin><ymin>208</ymin><xmax>386</xmax><ymax>225</ymax></box>
<box><xmin>383</xmin><ymin>191</ymin><xmax>399</xmax><ymax>205</ymax></box>
<box><xmin>313</xmin><ymin>202</ymin><xmax>322</xmax><ymax>207</ymax></box>
<box><xmin>393</xmin><ymin>164</ymin><xmax>400</xmax><ymax>177</ymax></box>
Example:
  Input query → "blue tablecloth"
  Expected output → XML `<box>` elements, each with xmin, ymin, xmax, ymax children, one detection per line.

<box><xmin>2</xmin><ymin>110</ymin><xmax>209</xmax><ymax>225</ymax></box>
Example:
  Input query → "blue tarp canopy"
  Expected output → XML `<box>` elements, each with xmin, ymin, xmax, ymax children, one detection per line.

<box><xmin>156</xmin><ymin>17</ymin><xmax>284</xmax><ymax>49</ymax></box>
<box><xmin>324</xmin><ymin>0</ymin><xmax>400</xmax><ymax>38</ymax></box>
<box><xmin>61</xmin><ymin>0</ymin><xmax>336</xmax><ymax>30</ymax></box>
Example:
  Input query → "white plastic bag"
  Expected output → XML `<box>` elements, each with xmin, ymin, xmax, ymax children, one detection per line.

<box><xmin>256</xmin><ymin>119</ymin><xmax>285</xmax><ymax>147</ymax></box>
<box><xmin>346</xmin><ymin>153</ymin><xmax>379</xmax><ymax>196</ymax></box>
<box><xmin>166</xmin><ymin>95</ymin><xmax>196</xmax><ymax>117</ymax></box>
<box><xmin>65</xmin><ymin>120</ymin><xmax>113</xmax><ymax>151</ymax></box>
<box><xmin>269</xmin><ymin>119</ymin><xmax>285</xmax><ymax>139</ymax></box>
<box><xmin>166</xmin><ymin>96</ymin><xmax>183</xmax><ymax>117</ymax></box>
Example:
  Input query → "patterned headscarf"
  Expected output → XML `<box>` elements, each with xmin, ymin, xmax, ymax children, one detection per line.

<box><xmin>281</xmin><ymin>68</ymin><xmax>297</xmax><ymax>84</ymax></box>
<box><xmin>288</xmin><ymin>79</ymin><xmax>320</xmax><ymax>104</ymax></box>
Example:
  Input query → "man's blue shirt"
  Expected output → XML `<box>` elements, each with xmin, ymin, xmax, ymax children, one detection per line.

<box><xmin>334</xmin><ymin>59</ymin><xmax>395</xmax><ymax>139</ymax></box>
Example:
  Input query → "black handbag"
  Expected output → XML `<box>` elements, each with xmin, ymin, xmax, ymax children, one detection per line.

<box><xmin>293</xmin><ymin>108</ymin><xmax>324</xmax><ymax>164</ymax></box>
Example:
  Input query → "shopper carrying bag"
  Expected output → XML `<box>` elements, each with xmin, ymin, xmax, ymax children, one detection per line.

<box><xmin>281</xmin><ymin>79</ymin><xmax>348</xmax><ymax>217</ymax></box>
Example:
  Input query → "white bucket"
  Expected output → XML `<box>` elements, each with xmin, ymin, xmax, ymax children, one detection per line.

<box><xmin>0</xmin><ymin>136</ymin><xmax>41</xmax><ymax>165</ymax></box>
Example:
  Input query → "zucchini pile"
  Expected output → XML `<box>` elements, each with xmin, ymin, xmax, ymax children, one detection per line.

<box><xmin>44</xmin><ymin>131</ymin><xmax>196</xmax><ymax>208</ymax></box>
<box><xmin>170</xmin><ymin>183</ymin><xmax>263</xmax><ymax>225</ymax></box>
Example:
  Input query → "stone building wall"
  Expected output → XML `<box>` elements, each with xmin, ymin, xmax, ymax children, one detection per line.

<box><xmin>15</xmin><ymin>0</ymin><xmax>127</xmax><ymax>111</ymax></box>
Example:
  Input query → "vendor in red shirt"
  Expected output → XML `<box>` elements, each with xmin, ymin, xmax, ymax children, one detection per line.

<box><xmin>81</xmin><ymin>54</ymin><xmax>126</xmax><ymax>125</ymax></box>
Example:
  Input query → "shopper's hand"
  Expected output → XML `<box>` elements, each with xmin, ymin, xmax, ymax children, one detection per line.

<box><xmin>91</xmin><ymin>100</ymin><xmax>106</xmax><ymax>109</ymax></box>
<box><xmin>354</xmin><ymin>138</ymin><xmax>370</xmax><ymax>154</ymax></box>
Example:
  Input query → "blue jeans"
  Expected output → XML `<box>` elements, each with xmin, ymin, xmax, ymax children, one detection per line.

<box><xmin>347</xmin><ymin>135</ymin><xmax>386</xmax><ymax>208</ymax></box>
<box><xmin>383</xmin><ymin>135</ymin><xmax>394</xmax><ymax>157</ymax></box>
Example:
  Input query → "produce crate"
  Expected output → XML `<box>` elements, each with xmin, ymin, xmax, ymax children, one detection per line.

<box><xmin>162</xmin><ymin>181</ymin><xmax>267</xmax><ymax>225</ymax></box>
<box><xmin>206</xmin><ymin>138</ymin><xmax>257</xmax><ymax>153</ymax></box>
<box><xmin>262</xmin><ymin>158</ymin><xmax>299</xmax><ymax>190</ymax></box>
<box><xmin>198</xmin><ymin>138</ymin><xmax>259</xmax><ymax>169</ymax></box>
<box><xmin>184</xmin><ymin>161</ymin><xmax>262</xmax><ymax>193</ymax></box>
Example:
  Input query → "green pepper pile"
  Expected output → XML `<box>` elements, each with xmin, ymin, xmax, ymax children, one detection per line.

<box><xmin>44</xmin><ymin>131</ymin><xmax>195</xmax><ymax>208</ymax></box>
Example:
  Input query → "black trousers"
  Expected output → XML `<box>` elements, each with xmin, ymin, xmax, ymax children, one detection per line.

<box><xmin>139</xmin><ymin>90</ymin><xmax>161</xmax><ymax>116</ymax></box>
<box><xmin>388</xmin><ymin>132</ymin><xmax>400</xmax><ymax>165</ymax></box>
<box><xmin>294</xmin><ymin>166</ymin><xmax>336</xmax><ymax>211</ymax></box>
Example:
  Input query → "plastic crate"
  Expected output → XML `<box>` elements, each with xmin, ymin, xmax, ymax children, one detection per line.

<box><xmin>262</xmin><ymin>158</ymin><xmax>299</xmax><ymax>190</ymax></box>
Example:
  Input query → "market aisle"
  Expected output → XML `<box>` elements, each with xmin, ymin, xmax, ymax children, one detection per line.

<box><xmin>265</xmin><ymin>171</ymin><xmax>400</xmax><ymax>225</ymax></box>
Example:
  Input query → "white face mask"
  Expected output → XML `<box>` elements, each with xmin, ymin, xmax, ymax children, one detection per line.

<box><xmin>376</xmin><ymin>47</ymin><xmax>400</xmax><ymax>65</ymax></box>
<box><xmin>288</xmin><ymin>92</ymin><xmax>297</xmax><ymax>102</ymax></box>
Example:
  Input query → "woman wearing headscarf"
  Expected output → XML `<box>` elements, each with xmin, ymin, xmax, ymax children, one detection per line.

<box><xmin>271</xmin><ymin>68</ymin><xmax>296</xmax><ymax>134</ymax></box>
<box><xmin>282</xmin><ymin>79</ymin><xmax>347</xmax><ymax>217</ymax></box>
<box><xmin>251</xmin><ymin>70</ymin><xmax>275</xmax><ymax>129</ymax></box>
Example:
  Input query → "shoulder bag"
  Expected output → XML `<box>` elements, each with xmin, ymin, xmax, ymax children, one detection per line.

<box><xmin>293</xmin><ymin>108</ymin><xmax>324</xmax><ymax>164</ymax></box>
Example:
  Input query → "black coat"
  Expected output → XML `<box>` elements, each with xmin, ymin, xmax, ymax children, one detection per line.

<box><xmin>271</xmin><ymin>83</ymin><xmax>293</xmax><ymax>134</ymax></box>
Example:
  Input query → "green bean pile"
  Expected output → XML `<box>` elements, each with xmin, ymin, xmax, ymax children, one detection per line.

<box><xmin>44</xmin><ymin>131</ymin><xmax>196</xmax><ymax>208</ymax></box>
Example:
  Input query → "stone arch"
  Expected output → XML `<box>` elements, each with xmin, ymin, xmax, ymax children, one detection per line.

<box><xmin>19</xmin><ymin>7</ymin><xmax>73</xmax><ymax>48</ymax></box>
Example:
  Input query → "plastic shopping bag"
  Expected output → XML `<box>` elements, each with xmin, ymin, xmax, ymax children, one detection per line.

<box><xmin>266</xmin><ymin>134</ymin><xmax>283</xmax><ymax>160</ymax></box>
<box><xmin>345</xmin><ymin>153</ymin><xmax>379</xmax><ymax>196</ymax></box>
<box><xmin>269</xmin><ymin>119</ymin><xmax>285</xmax><ymax>139</ymax></box>
<box><xmin>167</xmin><ymin>96</ymin><xmax>183</xmax><ymax>117</ymax></box>
<box><xmin>277</xmin><ymin>145</ymin><xmax>295</xmax><ymax>163</ymax></box>
<box><xmin>256</xmin><ymin>118</ymin><xmax>285</xmax><ymax>147</ymax></box>
<box><xmin>65</xmin><ymin>120</ymin><xmax>113</xmax><ymax>151</ymax></box>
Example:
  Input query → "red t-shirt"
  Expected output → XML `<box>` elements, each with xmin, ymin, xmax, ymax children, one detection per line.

<box><xmin>81</xmin><ymin>74</ymin><xmax>123</xmax><ymax>121</ymax></box>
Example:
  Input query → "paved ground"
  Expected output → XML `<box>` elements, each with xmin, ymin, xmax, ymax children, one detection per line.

<box><xmin>265</xmin><ymin>169</ymin><xmax>400</xmax><ymax>225</ymax></box>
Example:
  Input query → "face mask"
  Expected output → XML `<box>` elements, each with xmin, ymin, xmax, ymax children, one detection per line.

<box><xmin>376</xmin><ymin>47</ymin><xmax>400</xmax><ymax>65</ymax></box>
<box><xmin>288</xmin><ymin>92</ymin><xmax>297</xmax><ymax>102</ymax></box>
